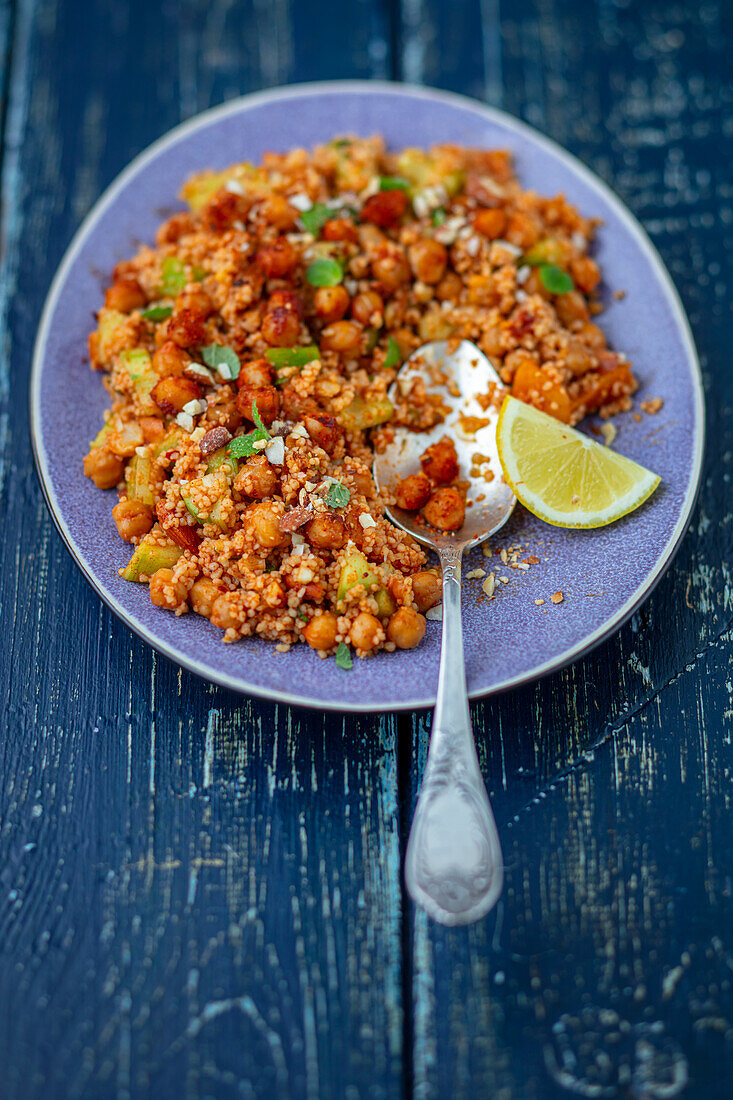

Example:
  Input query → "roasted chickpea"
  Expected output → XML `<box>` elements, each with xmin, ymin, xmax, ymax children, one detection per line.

<box><xmin>268</xmin><ymin>289</ymin><xmax>304</xmax><ymax>318</ymax></box>
<box><xmin>320</xmin><ymin>320</ymin><xmax>362</xmax><ymax>354</ymax></box>
<box><xmin>238</xmin><ymin>358</ymin><xmax>273</xmax><ymax>388</ymax></box>
<box><xmin>314</xmin><ymin>285</ymin><xmax>350</xmax><ymax>323</ymax></box>
<box><xmin>569</xmin><ymin>255</ymin><xmax>601</xmax><ymax>294</ymax></box>
<box><xmin>83</xmin><ymin>448</ymin><xmax>124</xmax><ymax>490</ymax></box>
<box><xmin>303</xmin><ymin>414</ymin><xmax>340</xmax><ymax>454</ymax></box>
<box><xmin>203</xmin><ymin>190</ymin><xmax>251</xmax><ymax>231</ymax></box>
<box><xmin>112</xmin><ymin>499</ymin><xmax>154</xmax><ymax>542</ymax></box>
<box><xmin>386</xmin><ymin>607</ymin><xmax>426</xmax><ymax>650</ymax></box>
<box><xmin>505</xmin><ymin>211</ymin><xmax>541</xmax><ymax>249</ymax></box>
<box><xmin>420</xmin><ymin>437</ymin><xmax>459</xmax><ymax>484</ymax></box>
<box><xmin>554</xmin><ymin>290</ymin><xmax>590</xmax><ymax>326</ymax></box>
<box><xmin>361</xmin><ymin>190</ymin><xmax>408</xmax><ymax>228</ymax></box>
<box><xmin>262</xmin><ymin>306</ymin><xmax>300</xmax><ymax>346</ymax></box>
<box><xmin>472</xmin><ymin>208</ymin><xmax>507</xmax><ymax>239</ymax></box>
<box><xmin>350</xmin><ymin>290</ymin><xmax>384</xmax><ymax>326</ymax></box>
<box><xmin>423</xmin><ymin>487</ymin><xmax>465</xmax><ymax>531</ymax></box>
<box><xmin>371</xmin><ymin>248</ymin><xmax>411</xmax><ymax>293</ymax></box>
<box><xmin>105</xmin><ymin>276</ymin><xmax>146</xmax><ymax>313</ymax></box>
<box><xmin>210</xmin><ymin>592</ymin><xmax>241</xmax><ymax>631</ymax></box>
<box><xmin>167</xmin><ymin>308</ymin><xmax>206</xmax><ymax>349</ymax></box>
<box><xmin>350</xmin><ymin>611</ymin><xmax>383</xmax><ymax>652</ymax></box>
<box><xmin>261</xmin><ymin>195</ymin><xmax>298</xmax><ymax>230</ymax></box>
<box><xmin>408</xmin><ymin>239</ymin><xmax>448</xmax><ymax>284</ymax></box>
<box><xmin>152</xmin><ymin>340</ymin><xmax>191</xmax><ymax>377</ymax></box>
<box><xmin>303</xmin><ymin>612</ymin><xmax>339</xmax><ymax>651</ymax></box>
<box><xmin>234</xmin><ymin>455</ymin><xmax>279</xmax><ymax>499</ymax></box>
<box><xmin>305</xmin><ymin>512</ymin><xmax>347</xmax><ymax>550</ymax></box>
<box><xmin>577</xmin><ymin>321</ymin><xmax>606</xmax><ymax>350</ymax></box>
<box><xmin>155</xmin><ymin>212</ymin><xmax>195</xmax><ymax>245</ymax></box>
<box><xmin>248</xmin><ymin>502</ymin><xmax>289</xmax><ymax>550</ymax></box>
<box><xmin>395</xmin><ymin>472</ymin><xmax>431</xmax><ymax>511</ymax></box>
<box><xmin>176</xmin><ymin>285</ymin><xmax>214</xmax><ymax>319</ymax></box>
<box><xmin>435</xmin><ymin>271</ymin><xmax>463</xmax><ymax>302</ymax></box>
<box><xmin>190</xmin><ymin>576</ymin><xmax>220</xmax><ymax>618</ymax></box>
<box><xmin>149</xmin><ymin>568</ymin><xmax>187</xmax><ymax>610</ymax></box>
<box><xmin>322</xmin><ymin>217</ymin><xmax>359</xmax><ymax>243</ymax></box>
<box><xmin>564</xmin><ymin>338</ymin><xmax>594</xmax><ymax>376</ymax></box>
<box><xmin>151</xmin><ymin>375</ymin><xmax>202</xmax><ymax>414</ymax></box>
<box><xmin>256</xmin><ymin>238</ymin><xmax>297</xmax><ymax>277</ymax></box>
<box><xmin>236</xmin><ymin>384</ymin><xmax>280</xmax><ymax>425</ymax></box>
<box><xmin>411</xmin><ymin>570</ymin><xmax>442</xmax><ymax>612</ymax></box>
<box><xmin>139</xmin><ymin>416</ymin><xmax>166</xmax><ymax>443</ymax></box>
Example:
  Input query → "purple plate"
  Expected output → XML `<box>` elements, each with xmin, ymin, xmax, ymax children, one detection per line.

<box><xmin>31</xmin><ymin>82</ymin><xmax>704</xmax><ymax>712</ymax></box>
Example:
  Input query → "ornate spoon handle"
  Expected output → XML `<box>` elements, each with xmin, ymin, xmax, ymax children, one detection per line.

<box><xmin>404</xmin><ymin>545</ymin><xmax>504</xmax><ymax>925</ymax></box>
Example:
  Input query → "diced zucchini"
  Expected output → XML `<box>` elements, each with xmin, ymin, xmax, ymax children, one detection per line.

<box><xmin>337</xmin><ymin>395</ymin><xmax>394</xmax><ymax>432</ymax></box>
<box><xmin>205</xmin><ymin>448</ymin><xmax>238</xmax><ymax>479</ymax></box>
<box><xmin>180</xmin><ymin>163</ymin><xmax>269</xmax><ymax>212</ymax></box>
<box><xmin>122</xmin><ymin>529</ymin><xmax>182</xmax><ymax>581</ymax></box>
<box><xmin>523</xmin><ymin>237</ymin><xmax>572</xmax><ymax>267</ymax></box>
<box><xmin>152</xmin><ymin>428</ymin><xmax>186</xmax><ymax>460</ymax></box>
<box><xmin>90</xmin><ymin>419</ymin><xmax>113</xmax><ymax>450</ymax></box>
<box><xmin>375</xmin><ymin>587</ymin><xmax>397</xmax><ymax>619</ymax></box>
<box><xmin>337</xmin><ymin>549</ymin><xmax>381</xmax><ymax>603</ymax></box>
<box><xmin>126</xmin><ymin>453</ymin><xmax>156</xmax><ymax>506</ymax></box>
<box><xmin>396</xmin><ymin>149</ymin><xmax>465</xmax><ymax>197</ymax></box>
<box><xmin>181</xmin><ymin>472</ymin><xmax>230</xmax><ymax>529</ymax></box>
<box><xmin>97</xmin><ymin>308</ymin><xmax>128</xmax><ymax>365</ymax></box>
<box><xmin>119</xmin><ymin>347</ymin><xmax>157</xmax><ymax>416</ymax></box>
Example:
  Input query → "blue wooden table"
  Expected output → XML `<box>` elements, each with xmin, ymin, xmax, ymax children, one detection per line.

<box><xmin>1</xmin><ymin>1</ymin><xmax>731</xmax><ymax>1096</ymax></box>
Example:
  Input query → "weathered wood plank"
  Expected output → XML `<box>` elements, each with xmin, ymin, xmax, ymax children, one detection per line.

<box><xmin>403</xmin><ymin>0</ymin><xmax>732</xmax><ymax>1095</ymax></box>
<box><xmin>0</xmin><ymin>1</ymin><xmax>403</xmax><ymax>1097</ymax></box>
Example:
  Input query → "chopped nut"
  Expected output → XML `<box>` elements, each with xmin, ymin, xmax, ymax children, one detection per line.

<box><xmin>551</xmin><ymin>591</ymin><xmax>564</xmax><ymax>604</ymax></box>
<box><xmin>535</xmin><ymin>599</ymin><xmax>545</xmax><ymax>605</ymax></box>
<box><xmin>199</xmin><ymin>426</ymin><xmax>232</xmax><ymax>455</ymax></box>
<box><xmin>482</xmin><ymin>574</ymin><xmax>495</xmax><ymax>597</ymax></box>
<box><xmin>466</xmin><ymin>568</ymin><xmax>486</xmax><ymax>580</ymax></box>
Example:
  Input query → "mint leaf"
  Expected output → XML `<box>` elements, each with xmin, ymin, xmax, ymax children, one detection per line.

<box><xmin>538</xmin><ymin>264</ymin><xmax>574</xmax><ymax>294</ymax></box>
<box><xmin>383</xmin><ymin>336</ymin><xmax>401</xmax><ymax>371</ymax></box>
<box><xmin>141</xmin><ymin>304</ymin><xmax>173</xmax><ymax>322</ymax></box>
<box><xmin>325</xmin><ymin>480</ymin><xmax>350</xmax><ymax>509</ymax></box>
<box><xmin>160</xmin><ymin>256</ymin><xmax>186</xmax><ymax>295</ymax></box>
<box><xmin>251</xmin><ymin>399</ymin><xmax>268</xmax><ymax>435</ymax></box>
<box><xmin>379</xmin><ymin>176</ymin><xmax>410</xmax><ymax>192</ymax></box>
<box><xmin>226</xmin><ymin>400</ymin><xmax>269</xmax><ymax>458</ymax></box>
<box><xmin>201</xmin><ymin>344</ymin><xmax>241</xmax><ymax>381</ymax></box>
<box><xmin>305</xmin><ymin>257</ymin><xmax>343</xmax><ymax>287</ymax></box>
<box><xmin>335</xmin><ymin>642</ymin><xmax>353</xmax><ymax>670</ymax></box>
<box><xmin>300</xmin><ymin>203</ymin><xmax>333</xmax><ymax>236</ymax></box>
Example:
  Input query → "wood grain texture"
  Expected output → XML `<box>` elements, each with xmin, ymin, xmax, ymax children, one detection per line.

<box><xmin>0</xmin><ymin>0</ymin><xmax>731</xmax><ymax>1097</ymax></box>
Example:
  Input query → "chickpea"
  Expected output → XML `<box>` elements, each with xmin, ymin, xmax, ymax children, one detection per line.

<box><xmin>303</xmin><ymin>612</ymin><xmax>338</xmax><ymax>651</ymax></box>
<box><xmin>261</xmin><ymin>195</ymin><xmax>298</xmax><ymax>230</ymax></box>
<box><xmin>112</xmin><ymin>499</ymin><xmax>154</xmax><ymax>542</ymax></box>
<box><xmin>554</xmin><ymin>290</ymin><xmax>590</xmax><ymax>326</ymax></box>
<box><xmin>234</xmin><ymin>455</ymin><xmax>279</xmax><ymax>498</ymax></box>
<box><xmin>190</xmin><ymin>576</ymin><xmax>220</xmax><ymax>618</ymax></box>
<box><xmin>320</xmin><ymin>320</ymin><xmax>362</xmax><ymax>354</ymax></box>
<box><xmin>139</xmin><ymin>416</ymin><xmax>166</xmax><ymax>443</ymax></box>
<box><xmin>472</xmin><ymin>208</ymin><xmax>507</xmax><ymax>239</ymax></box>
<box><xmin>156</xmin><ymin>212</ymin><xmax>194</xmax><ymax>245</ymax></box>
<box><xmin>387</xmin><ymin>607</ymin><xmax>426</xmax><ymax>650</ymax></box>
<box><xmin>322</xmin><ymin>217</ymin><xmax>358</xmax><ymax>243</ymax></box>
<box><xmin>302</xmin><ymin>413</ymin><xmax>340</xmax><ymax>454</ymax></box>
<box><xmin>350</xmin><ymin>290</ymin><xmax>384</xmax><ymax>326</ymax></box>
<box><xmin>210</xmin><ymin>592</ymin><xmax>242</xmax><ymax>631</ymax></box>
<box><xmin>565</xmin><ymin>338</ymin><xmax>594</xmax><ymax>377</ymax></box>
<box><xmin>167</xmin><ymin>308</ymin><xmax>206</xmax><ymax>349</ymax></box>
<box><xmin>569</xmin><ymin>255</ymin><xmax>601</xmax><ymax>294</ymax></box>
<box><xmin>408</xmin><ymin>239</ymin><xmax>448</xmax><ymax>285</ymax></box>
<box><xmin>176</xmin><ymin>285</ymin><xmax>214</xmax><ymax>319</ymax></box>
<box><xmin>345</xmin><ymin>465</ymin><xmax>375</xmax><ymax>498</ymax></box>
<box><xmin>236</xmin><ymin>384</ymin><xmax>280</xmax><ymax>426</ymax></box>
<box><xmin>151</xmin><ymin>375</ymin><xmax>202</xmax><ymax>414</ymax></box>
<box><xmin>248</xmin><ymin>502</ymin><xmax>289</xmax><ymax>549</ymax></box>
<box><xmin>105</xmin><ymin>276</ymin><xmax>146</xmax><ymax>313</ymax></box>
<box><xmin>423</xmin><ymin>487</ymin><xmax>465</xmax><ymax>531</ymax></box>
<box><xmin>577</xmin><ymin>321</ymin><xmax>606</xmax><ymax>351</ymax></box>
<box><xmin>314</xmin><ymin>285</ymin><xmax>350</xmax><ymax>323</ymax></box>
<box><xmin>361</xmin><ymin>190</ymin><xmax>408</xmax><ymax>228</ymax></box>
<box><xmin>435</xmin><ymin>271</ymin><xmax>463</xmax><ymax>302</ymax></box>
<box><xmin>505</xmin><ymin>211</ymin><xmax>541</xmax><ymax>249</ymax></box>
<box><xmin>256</xmin><ymin>238</ymin><xmax>297</xmax><ymax>277</ymax></box>
<box><xmin>420</xmin><ymin>437</ymin><xmax>459</xmax><ymax>484</ymax></box>
<box><xmin>268</xmin><ymin>289</ymin><xmax>304</xmax><ymax>318</ymax></box>
<box><xmin>395</xmin><ymin>472</ymin><xmax>431</xmax><ymax>511</ymax></box>
<box><xmin>83</xmin><ymin>448</ymin><xmax>124</xmax><ymax>490</ymax></box>
<box><xmin>262</xmin><ymin>306</ymin><xmax>300</xmax><ymax>346</ymax></box>
<box><xmin>305</xmin><ymin>512</ymin><xmax>346</xmax><ymax>550</ymax></box>
<box><xmin>152</xmin><ymin>340</ymin><xmax>191</xmax><ymax>377</ymax></box>
<box><xmin>411</xmin><ymin>570</ymin><xmax>442</xmax><ymax>612</ymax></box>
<box><xmin>350</xmin><ymin>611</ymin><xmax>383</xmax><ymax>652</ymax></box>
<box><xmin>204</xmin><ymin>190</ymin><xmax>251</xmax><ymax>231</ymax></box>
<box><xmin>371</xmin><ymin>249</ymin><xmax>411</xmax><ymax>293</ymax></box>
<box><xmin>238</xmin><ymin>358</ymin><xmax>273</xmax><ymax>388</ymax></box>
<box><xmin>149</xmin><ymin>568</ymin><xmax>187</xmax><ymax>610</ymax></box>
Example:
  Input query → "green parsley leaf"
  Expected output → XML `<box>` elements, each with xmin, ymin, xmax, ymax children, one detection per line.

<box><xmin>141</xmin><ymin>304</ymin><xmax>173</xmax><ymax>322</ymax></box>
<box><xmin>160</xmin><ymin>256</ymin><xmax>187</xmax><ymax>296</ymax></box>
<box><xmin>383</xmin><ymin>336</ymin><xmax>402</xmax><ymax>371</ymax></box>
<box><xmin>265</xmin><ymin>345</ymin><xmax>320</xmax><ymax>370</ymax></box>
<box><xmin>305</xmin><ymin>257</ymin><xmax>344</xmax><ymax>287</ymax></box>
<box><xmin>538</xmin><ymin>264</ymin><xmax>575</xmax><ymax>294</ymax></box>
<box><xmin>335</xmin><ymin>642</ymin><xmax>353</xmax><ymax>670</ymax></box>
<box><xmin>201</xmin><ymin>344</ymin><xmax>241</xmax><ymax>381</ymax></box>
<box><xmin>325</xmin><ymin>480</ymin><xmax>350</xmax><ymax>510</ymax></box>
<box><xmin>379</xmin><ymin>176</ymin><xmax>410</xmax><ymax>192</ymax></box>
<box><xmin>431</xmin><ymin>207</ymin><xmax>447</xmax><ymax>226</ymax></box>
<box><xmin>300</xmin><ymin>203</ymin><xmax>333</xmax><ymax>237</ymax></box>
<box><xmin>226</xmin><ymin>401</ymin><xmax>270</xmax><ymax>458</ymax></box>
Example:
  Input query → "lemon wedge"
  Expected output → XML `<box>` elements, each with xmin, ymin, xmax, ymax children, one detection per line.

<box><xmin>496</xmin><ymin>396</ymin><xmax>660</xmax><ymax>528</ymax></box>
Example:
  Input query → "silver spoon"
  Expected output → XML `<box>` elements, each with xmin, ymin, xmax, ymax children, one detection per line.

<box><xmin>373</xmin><ymin>339</ymin><xmax>516</xmax><ymax>926</ymax></box>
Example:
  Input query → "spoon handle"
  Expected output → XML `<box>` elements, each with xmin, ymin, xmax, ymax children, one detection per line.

<box><xmin>404</xmin><ymin>544</ymin><xmax>504</xmax><ymax>925</ymax></box>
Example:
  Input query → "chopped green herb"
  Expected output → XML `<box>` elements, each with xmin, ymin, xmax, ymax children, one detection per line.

<box><xmin>383</xmin><ymin>336</ymin><xmax>402</xmax><ymax>371</ymax></box>
<box><xmin>297</xmin><ymin>609</ymin><xmax>308</xmax><ymax>621</ymax></box>
<box><xmin>201</xmin><ymin>343</ymin><xmax>241</xmax><ymax>381</ymax></box>
<box><xmin>538</xmin><ymin>264</ymin><xmax>574</xmax><ymax>295</ymax></box>
<box><xmin>325</xmin><ymin>480</ymin><xmax>350</xmax><ymax>510</ymax></box>
<box><xmin>300</xmin><ymin>203</ymin><xmax>333</xmax><ymax>237</ymax></box>
<box><xmin>226</xmin><ymin>401</ymin><xmax>270</xmax><ymax>458</ymax></box>
<box><xmin>330</xmin><ymin>138</ymin><xmax>351</xmax><ymax>149</ymax></box>
<box><xmin>335</xmin><ymin>642</ymin><xmax>353</xmax><ymax>670</ymax></box>
<box><xmin>379</xmin><ymin>176</ymin><xmax>410</xmax><ymax>192</ymax></box>
<box><xmin>265</xmin><ymin>345</ymin><xmax>320</xmax><ymax>370</ymax></box>
<box><xmin>305</xmin><ymin>257</ymin><xmax>343</xmax><ymax>287</ymax></box>
<box><xmin>431</xmin><ymin>207</ymin><xmax>447</xmax><ymax>226</ymax></box>
<box><xmin>192</xmin><ymin>265</ymin><xmax>208</xmax><ymax>282</ymax></box>
<box><xmin>160</xmin><ymin>255</ymin><xmax>187</xmax><ymax>295</ymax></box>
<box><xmin>141</xmin><ymin>304</ymin><xmax>173</xmax><ymax>322</ymax></box>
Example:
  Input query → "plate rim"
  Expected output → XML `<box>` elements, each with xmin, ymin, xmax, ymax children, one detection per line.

<box><xmin>30</xmin><ymin>79</ymin><xmax>706</xmax><ymax>713</ymax></box>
